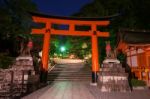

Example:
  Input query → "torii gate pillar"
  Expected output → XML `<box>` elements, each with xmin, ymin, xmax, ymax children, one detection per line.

<box><xmin>91</xmin><ymin>30</ymin><xmax>99</xmax><ymax>84</ymax></box>
<box><xmin>40</xmin><ymin>28</ymin><xmax>51</xmax><ymax>83</ymax></box>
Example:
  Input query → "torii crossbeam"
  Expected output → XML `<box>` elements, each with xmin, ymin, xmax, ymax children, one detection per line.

<box><xmin>31</xmin><ymin>12</ymin><xmax>110</xmax><ymax>84</ymax></box>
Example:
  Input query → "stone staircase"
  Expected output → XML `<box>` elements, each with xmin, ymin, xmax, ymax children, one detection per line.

<box><xmin>47</xmin><ymin>63</ymin><xmax>91</xmax><ymax>82</ymax></box>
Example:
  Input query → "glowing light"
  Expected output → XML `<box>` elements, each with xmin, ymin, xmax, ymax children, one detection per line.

<box><xmin>60</xmin><ymin>46</ymin><xmax>66</xmax><ymax>52</ymax></box>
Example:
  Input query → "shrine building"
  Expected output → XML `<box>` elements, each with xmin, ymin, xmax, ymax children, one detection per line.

<box><xmin>117</xmin><ymin>29</ymin><xmax>150</xmax><ymax>82</ymax></box>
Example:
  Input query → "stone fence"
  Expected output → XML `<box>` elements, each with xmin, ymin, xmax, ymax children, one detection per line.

<box><xmin>0</xmin><ymin>56</ymin><xmax>39</xmax><ymax>98</ymax></box>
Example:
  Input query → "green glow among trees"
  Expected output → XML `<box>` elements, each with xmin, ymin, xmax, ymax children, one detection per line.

<box><xmin>60</xmin><ymin>46</ymin><xmax>66</xmax><ymax>52</ymax></box>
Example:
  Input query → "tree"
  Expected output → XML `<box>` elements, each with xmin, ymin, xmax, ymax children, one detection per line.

<box><xmin>0</xmin><ymin>0</ymin><xmax>37</xmax><ymax>56</ymax></box>
<box><xmin>73</xmin><ymin>0</ymin><xmax>150</xmax><ymax>62</ymax></box>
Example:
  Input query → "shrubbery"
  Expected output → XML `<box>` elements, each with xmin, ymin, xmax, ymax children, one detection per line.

<box><xmin>131</xmin><ymin>78</ymin><xmax>146</xmax><ymax>87</ymax></box>
<box><xmin>0</xmin><ymin>53</ymin><xmax>14</xmax><ymax>69</ymax></box>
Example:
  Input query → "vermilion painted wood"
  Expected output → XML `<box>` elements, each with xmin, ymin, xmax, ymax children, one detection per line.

<box><xmin>91</xmin><ymin>34</ymin><xmax>99</xmax><ymax>71</ymax></box>
<box><xmin>32</xmin><ymin>29</ymin><xmax>110</xmax><ymax>37</ymax></box>
<box><xmin>42</xmin><ymin>23</ymin><xmax>51</xmax><ymax>71</ymax></box>
<box><xmin>32</xmin><ymin>16</ymin><xmax>110</xmax><ymax>26</ymax></box>
<box><xmin>31</xmin><ymin>15</ymin><xmax>110</xmax><ymax>73</ymax></box>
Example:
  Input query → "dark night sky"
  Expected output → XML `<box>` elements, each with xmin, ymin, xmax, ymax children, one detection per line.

<box><xmin>32</xmin><ymin>0</ymin><xmax>93</xmax><ymax>16</ymax></box>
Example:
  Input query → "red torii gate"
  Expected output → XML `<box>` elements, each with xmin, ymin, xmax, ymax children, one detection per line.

<box><xmin>31</xmin><ymin>12</ymin><xmax>110</xmax><ymax>84</ymax></box>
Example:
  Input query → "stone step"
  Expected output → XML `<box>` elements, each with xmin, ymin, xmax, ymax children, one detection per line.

<box><xmin>48</xmin><ymin>64</ymin><xmax>91</xmax><ymax>81</ymax></box>
<box><xmin>48</xmin><ymin>74</ymin><xmax>91</xmax><ymax>78</ymax></box>
<box><xmin>53</xmin><ymin>69</ymin><xmax>91</xmax><ymax>71</ymax></box>
<box><xmin>47</xmin><ymin>77</ymin><xmax>91</xmax><ymax>81</ymax></box>
<box><xmin>48</xmin><ymin>76</ymin><xmax>91</xmax><ymax>79</ymax></box>
<box><xmin>50</xmin><ymin>70</ymin><xmax>91</xmax><ymax>73</ymax></box>
<box><xmin>50</xmin><ymin>70</ymin><xmax>91</xmax><ymax>72</ymax></box>
<box><xmin>49</xmin><ymin>71</ymin><xmax>91</xmax><ymax>74</ymax></box>
<box><xmin>47</xmin><ymin>78</ymin><xmax>91</xmax><ymax>81</ymax></box>
<box><xmin>49</xmin><ymin>73</ymin><xmax>91</xmax><ymax>76</ymax></box>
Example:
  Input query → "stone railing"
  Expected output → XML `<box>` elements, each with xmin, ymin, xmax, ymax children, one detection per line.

<box><xmin>0</xmin><ymin>56</ymin><xmax>39</xmax><ymax>98</ymax></box>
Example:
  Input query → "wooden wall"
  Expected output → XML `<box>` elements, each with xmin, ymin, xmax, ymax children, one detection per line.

<box><xmin>125</xmin><ymin>46</ymin><xmax>150</xmax><ymax>82</ymax></box>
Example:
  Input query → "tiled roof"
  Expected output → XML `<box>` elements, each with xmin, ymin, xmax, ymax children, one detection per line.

<box><xmin>118</xmin><ymin>29</ymin><xmax>150</xmax><ymax>44</ymax></box>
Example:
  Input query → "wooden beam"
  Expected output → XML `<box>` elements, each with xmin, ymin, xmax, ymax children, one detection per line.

<box><xmin>128</xmin><ymin>44</ymin><xmax>150</xmax><ymax>47</ymax></box>
<box><xmin>31</xmin><ymin>28</ymin><xmax>45</xmax><ymax>34</ymax></box>
<box><xmin>97</xmin><ymin>31</ymin><xmax>109</xmax><ymax>37</ymax></box>
<box><xmin>32</xmin><ymin>16</ymin><xmax>110</xmax><ymax>26</ymax></box>
<box><xmin>32</xmin><ymin>28</ymin><xmax>110</xmax><ymax>37</ymax></box>
<box><xmin>51</xmin><ymin>29</ymin><xmax>92</xmax><ymax>36</ymax></box>
<box><xmin>32</xmin><ymin>16</ymin><xmax>49</xmax><ymax>23</ymax></box>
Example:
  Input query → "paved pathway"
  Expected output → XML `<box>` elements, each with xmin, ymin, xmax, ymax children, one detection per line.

<box><xmin>22</xmin><ymin>63</ymin><xmax>150</xmax><ymax>99</ymax></box>
<box><xmin>22</xmin><ymin>81</ymin><xmax>150</xmax><ymax>99</ymax></box>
